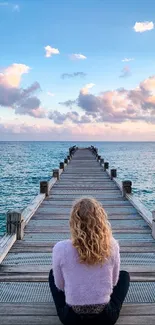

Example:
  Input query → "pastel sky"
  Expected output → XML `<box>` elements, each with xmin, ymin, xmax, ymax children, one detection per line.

<box><xmin>1</xmin><ymin>0</ymin><xmax>155</xmax><ymax>141</ymax></box>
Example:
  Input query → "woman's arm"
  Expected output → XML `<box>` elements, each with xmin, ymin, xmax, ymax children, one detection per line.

<box><xmin>112</xmin><ymin>240</ymin><xmax>120</xmax><ymax>287</ymax></box>
<box><xmin>52</xmin><ymin>243</ymin><xmax>65</xmax><ymax>291</ymax></box>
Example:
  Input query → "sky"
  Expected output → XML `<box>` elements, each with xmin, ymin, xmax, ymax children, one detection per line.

<box><xmin>1</xmin><ymin>0</ymin><xmax>155</xmax><ymax>140</ymax></box>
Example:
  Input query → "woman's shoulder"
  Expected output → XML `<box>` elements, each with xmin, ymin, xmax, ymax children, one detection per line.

<box><xmin>111</xmin><ymin>236</ymin><xmax>120</xmax><ymax>255</ymax></box>
<box><xmin>53</xmin><ymin>239</ymin><xmax>72</xmax><ymax>253</ymax></box>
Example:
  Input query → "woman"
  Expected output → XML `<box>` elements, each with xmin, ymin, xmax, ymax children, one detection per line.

<box><xmin>49</xmin><ymin>197</ymin><xmax>130</xmax><ymax>325</ymax></box>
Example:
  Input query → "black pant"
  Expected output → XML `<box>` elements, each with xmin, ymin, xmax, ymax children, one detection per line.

<box><xmin>49</xmin><ymin>270</ymin><xmax>130</xmax><ymax>325</ymax></box>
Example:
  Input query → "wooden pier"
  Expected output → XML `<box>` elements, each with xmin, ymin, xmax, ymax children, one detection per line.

<box><xmin>0</xmin><ymin>146</ymin><xmax>155</xmax><ymax>324</ymax></box>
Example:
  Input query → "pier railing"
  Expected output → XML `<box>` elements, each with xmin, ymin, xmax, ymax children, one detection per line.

<box><xmin>0</xmin><ymin>145</ymin><xmax>78</xmax><ymax>263</ymax></box>
<box><xmin>0</xmin><ymin>144</ymin><xmax>155</xmax><ymax>265</ymax></box>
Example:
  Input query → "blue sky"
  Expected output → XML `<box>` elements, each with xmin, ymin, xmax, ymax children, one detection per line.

<box><xmin>1</xmin><ymin>0</ymin><xmax>155</xmax><ymax>140</ymax></box>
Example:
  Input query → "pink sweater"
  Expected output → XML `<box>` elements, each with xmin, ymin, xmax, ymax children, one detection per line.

<box><xmin>52</xmin><ymin>237</ymin><xmax>120</xmax><ymax>306</ymax></box>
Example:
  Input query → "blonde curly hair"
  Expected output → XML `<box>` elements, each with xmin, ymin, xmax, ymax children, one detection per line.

<box><xmin>70</xmin><ymin>197</ymin><xmax>112</xmax><ymax>265</ymax></box>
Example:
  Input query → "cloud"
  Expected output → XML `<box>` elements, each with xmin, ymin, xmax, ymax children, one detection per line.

<box><xmin>0</xmin><ymin>63</ymin><xmax>45</xmax><ymax>118</ymax></box>
<box><xmin>59</xmin><ymin>84</ymin><xmax>95</xmax><ymax>108</ymax></box>
<box><xmin>122</xmin><ymin>58</ymin><xmax>134</xmax><ymax>62</ymax></box>
<box><xmin>61</xmin><ymin>72</ymin><xmax>86</xmax><ymax>79</ymax></box>
<box><xmin>0</xmin><ymin>63</ymin><xmax>30</xmax><ymax>87</ymax></box>
<box><xmin>133</xmin><ymin>21</ymin><xmax>154</xmax><ymax>33</ymax></box>
<box><xmin>1</xmin><ymin>120</ymin><xmax>155</xmax><ymax>141</ymax></box>
<box><xmin>48</xmin><ymin>110</ymin><xmax>92</xmax><ymax>124</ymax></box>
<box><xmin>47</xmin><ymin>91</ymin><xmax>55</xmax><ymax>97</ymax></box>
<box><xmin>13</xmin><ymin>4</ymin><xmax>20</xmax><ymax>12</ymax></box>
<box><xmin>119</xmin><ymin>66</ymin><xmax>131</xmax><ymax>78</ymax></box>
<box><xmin>56</xmin><ymin>75</ymin><xmax>155</xmax><ymax>125</ymax></box>
<box><xmin>59</xmin><ymin>99</ymin><xmax>77</xmax><ymax>108</ymax></box>
<box><xmin>81</xmin><ymin>83</ymin><xmax>95</xmax><ymax>94</ymax></box>
<box><xmin>44</xmin><ymin>45</ymin><xmax>60</xmax><ymax>58</ymax></box>
<box><xmin>70</xmin><ymin>54</ymin><xmax>87</xmax><ymax>60</ymax></box>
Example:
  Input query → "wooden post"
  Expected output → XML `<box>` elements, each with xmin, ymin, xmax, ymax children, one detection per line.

<box><xmin>67</xmin><ymin>155</ymin><xmax>70</xmax><ymax>161</ymax></box>
<box><xmin>59</xmin><ymin>162</ymin><xmax>64</xmax><ymax>170</ymax></box>
<box><xmin>7</xmin><ymin>211</ymin><xmax>24</xmax><ymax>240</ymax></box>
<box><xmin>53</xmin><ymin>169</ymin><xmax>60</xmax><ymax>180</ymax></box>
<box><xmin>69</xmin><ymin>145</ymin><xmax>77</xmax><ymax>156</ymax></box>
<box><xmin>152</xmin><ymin>211</ymin><xmax>155</xmax><ymax>239</ymax></box>
<box><xmin>100</xmin><ymin>158</ymin><xmax>104</xmax><ymax>166</ymax></box>
<box><xmin>97</xmin><ymin>155</ymin><xmax>101</xmax><ymax>162</ymax></box>
<box><xmin>64</xmin><ymin>158</ymin><xmax>68</xmax><ymax>164</ymax></box>
<box><xmin>122</xmin><ymin>180</ymin><xmax>132</xmax><ymax>196</ymax></box>
<box><xmin>110</xmin><ymin>169</ymin><xmax>117</xmax><ymax>180</ymax></box>
<box><xmin>40</xmin><ymin>181</ymin><xmax>49</xmax><ymax>196</ymax></box>
<box><xmin>104</xmin><ymin>162</ymin><xmax>109</xmax><ymax>170</ymax></box>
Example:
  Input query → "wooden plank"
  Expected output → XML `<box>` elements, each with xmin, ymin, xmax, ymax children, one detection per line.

<box><xmin>0</xmin><ymin>235</ymin><xmax>16</xmax><ymax>264</ymax></box>
<box><xmin>24</xmin><ymin>228</ymin><xmax>151</xmax><ymax>234</ymax></box>
<box><xmin>32</xmin><ymin>213</ymin><xmax>142</xmax><ymax>220</ymax></box>
<box><xmin>41</xmin><ymin>200</ymin><xmax>131</xmax><ymax>207</ymax></box>
<box><xmin>126</xmin><ymin>193</ymin><xmax>152</xmax><ymax>227</ymax></box>
<box><xmin>10</xmin><ymin>241</ymin><xmax>155</xmax><ymax>253</ymax></box>
<box><xmin>1</xmin><ymin>273</ymin><xmax>155</xmax><ymax>282</ymax></box>
<box><xmin>25</xmin><ymin>219</ymin><xmax>149</xmax><ymax>228</ymax></box>
<box><xmin>36</xmin><ymin>206</ymin><xmax>138</xmax><ymax>215</ymax></box>
<box><xmin>0</xmin><ymin>316</ymin><xmax>60</xmax><ymax>325</ymax></box>
<box><xmin>22</xmin><ymin>194</ymin><xmax>45</xmax><ymax>225</ymax></box>
<box><xmin>106</xmin><ymin>169</ymin><xmax>153</xmax><ymax>227</ymax></box>
<box><xmin>1</xmin><ymin>146</ymin><xmax>155</xmax><ymax>325</ymax></box>
<box><xmin>1</xmin><ymin>264</ymin><xmax>155</xmax><ymax>275</ymax></box>
<box><xmin>0</xmin><ymin>303</ymin><xmax>155</xmax><ymax>316</ymax></box>
<box><xmin>1</xmin><ymin>315</ymin><xmax>155</xmax><ymax>325</ymax></box>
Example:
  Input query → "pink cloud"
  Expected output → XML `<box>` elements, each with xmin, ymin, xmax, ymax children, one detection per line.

<box><xmin>58</xmin><ymin>75</ymin><xmax>155</xmax><ymax>125</ymax></box>
<box><xmin>0</xmin><ymin>63</ymin><xmax>46</xmax><ymax>118</ymax></box>
<box><xmin>1</xmin><ymin>120</ymin><xmax>155</xmax><ymax>141</ymax></box>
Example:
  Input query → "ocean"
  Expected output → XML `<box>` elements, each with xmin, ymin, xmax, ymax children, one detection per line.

<box><xmin>0</xmin><ymin>141</ymin><xmax>155</xmax><ymax>235</ymax></box>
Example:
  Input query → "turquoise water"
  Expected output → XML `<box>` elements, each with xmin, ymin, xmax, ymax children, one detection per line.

<box><xmin>0</xmin><ymin>141</ymin><xmax>155</xmax><ymax>235</ymax></box>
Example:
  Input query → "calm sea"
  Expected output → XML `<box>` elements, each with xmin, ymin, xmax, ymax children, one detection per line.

<box><xmin>0</xmin><ymin>141</ymin><xmax>155</xmax><ymax>235</ymax></box>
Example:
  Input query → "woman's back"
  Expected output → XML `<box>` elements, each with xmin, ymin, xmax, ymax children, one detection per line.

<box><xmin>53</xmin><ymin>237</ymin><xmax>120</xmax><ymax>306</ymax></box>
<box><xmin>49</xmin><ymin>197</ymin><xmax>129</xmax><ymax>325</ymax></box>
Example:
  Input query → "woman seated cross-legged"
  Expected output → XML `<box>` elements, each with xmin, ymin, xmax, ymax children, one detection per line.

<box><xmin>49</xmin><ymin>197</ymin><xmax>130</xmax><ymax>325</ymax></box>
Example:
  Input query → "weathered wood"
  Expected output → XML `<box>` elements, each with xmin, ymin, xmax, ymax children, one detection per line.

<box><xmin>48</xmin><ymin>177</ymin><xmax>57</xmax><ymax>191</ymax></box>
<box><xmin>1</xmin><ymin>264</ymin><xmax>155</xmax><ymax>275</ymax></box>
<box><xmin>0</xmin><ymin>315</ymin><xmax>155</xmax><ymax>325</ymax></box>
<box><xmin>7</xmin><ymin>211</ymin><xmax>24</xmax><ymax>240</ymax></box>
<box><xmin>111</xmin><ymin>168</ymin><xmax>117</xmax><ymax>179</ymax></box>
<box><xmin>52</xmin><ymin>169</ymin><xmax>60</xmax><ymax>180</ymax></box>
<box><xmin>59</xmin><ymin>162</ymin><xmax>64</xmax><ymax>170</ymax></box>
<box><xmin>0</xmin><ymin>303</ymin><xmax>155</xmax><ymax>316</ymax></box>
<box><xmin>122</xmin><ymin>180</ymin><xmax>132</xmax><ymax>196</ymax></box>
<box><xmin>126</xmin><ymin>193</ymin><xmax>152</xmax><ymax>227</ymax></box>
<box><xmin>40</xmin><ymin>181</ymin><xmax>49</xmax><ymax>196</ymax></box>
<box><xmin>23</xmin><ymin>194</ymin><xmax>45</xmax><ymax>225</ymax></box>
<box><xmin>0</xmin><ymin>235</ymin><xmax>16</xmax><ymax>264</ymax></box>
<box><xmin>1</xmin><ymin>146</ymin><xmax>155</xmax><ymax>325</ymax></box>
<box><xmin>110</xmin><ymin>173</ymin><xmax>152</xmax><ymax>227</ymax></box>
<box><xmin>104</xmin><ymin>161</ymin><xmax>109</xmax><ymax>170</ymax></box>
<box><xmin>100</xmin><ymin>158</ymin><xmax>104</xmax><ymax>165</ymax></box>
<box><xmin>152</xmin><ymin>211</ymin><xmax>155</xmax><ymax>239</ymax></box>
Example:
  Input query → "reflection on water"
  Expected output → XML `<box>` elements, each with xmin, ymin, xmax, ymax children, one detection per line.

<box><xmin>0</xmin><ymin>141</ymin><xmax>155</xmax><ymax>235</ymax></box>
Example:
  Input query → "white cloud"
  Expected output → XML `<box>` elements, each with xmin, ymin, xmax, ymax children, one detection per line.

<box><xmin>81</xmin><ymin>83</ymin><xmax>95</xmax><ymax>95</ymax></box>
<box><xmin>0</xmin><ymin>2</ymin><xmax>8</xmax><ymax>6</ymax></box>
<box><xmin>0</xmin><ymin>63</ymin><xmax>30</xmax><ymax>87</ymax></box>
<box><xmin>122</xmin><ymin>58</ymin><xmax>134</xmax><ymax>62</ymax></box>
<box><xmin>70</xmin><ymin>53</ymin><xmax>87</xmax><ymax>60</ymax></box>
<box><xmin>85</xmin><ymin>83</ymin><xmax>95</xmax><ymax>89</ymax></box>
<box><xmin>47</xmin><ymin>92</ymin><xmax>55</xmax><ymax>97</ymax></box>
<box><xmin>133</xmin><ymin>21</ymin><xmax>154</xmax><ymax>33</ymax></box>
<box><xmin>13</xmin><ymin>4</ymin><xmax>20</xmax><ymax>12</ymax></box>
<box><xmin>44</xmin><ymin>45</ymin><xmax>60</xmax><ymax>58</ymax></box>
